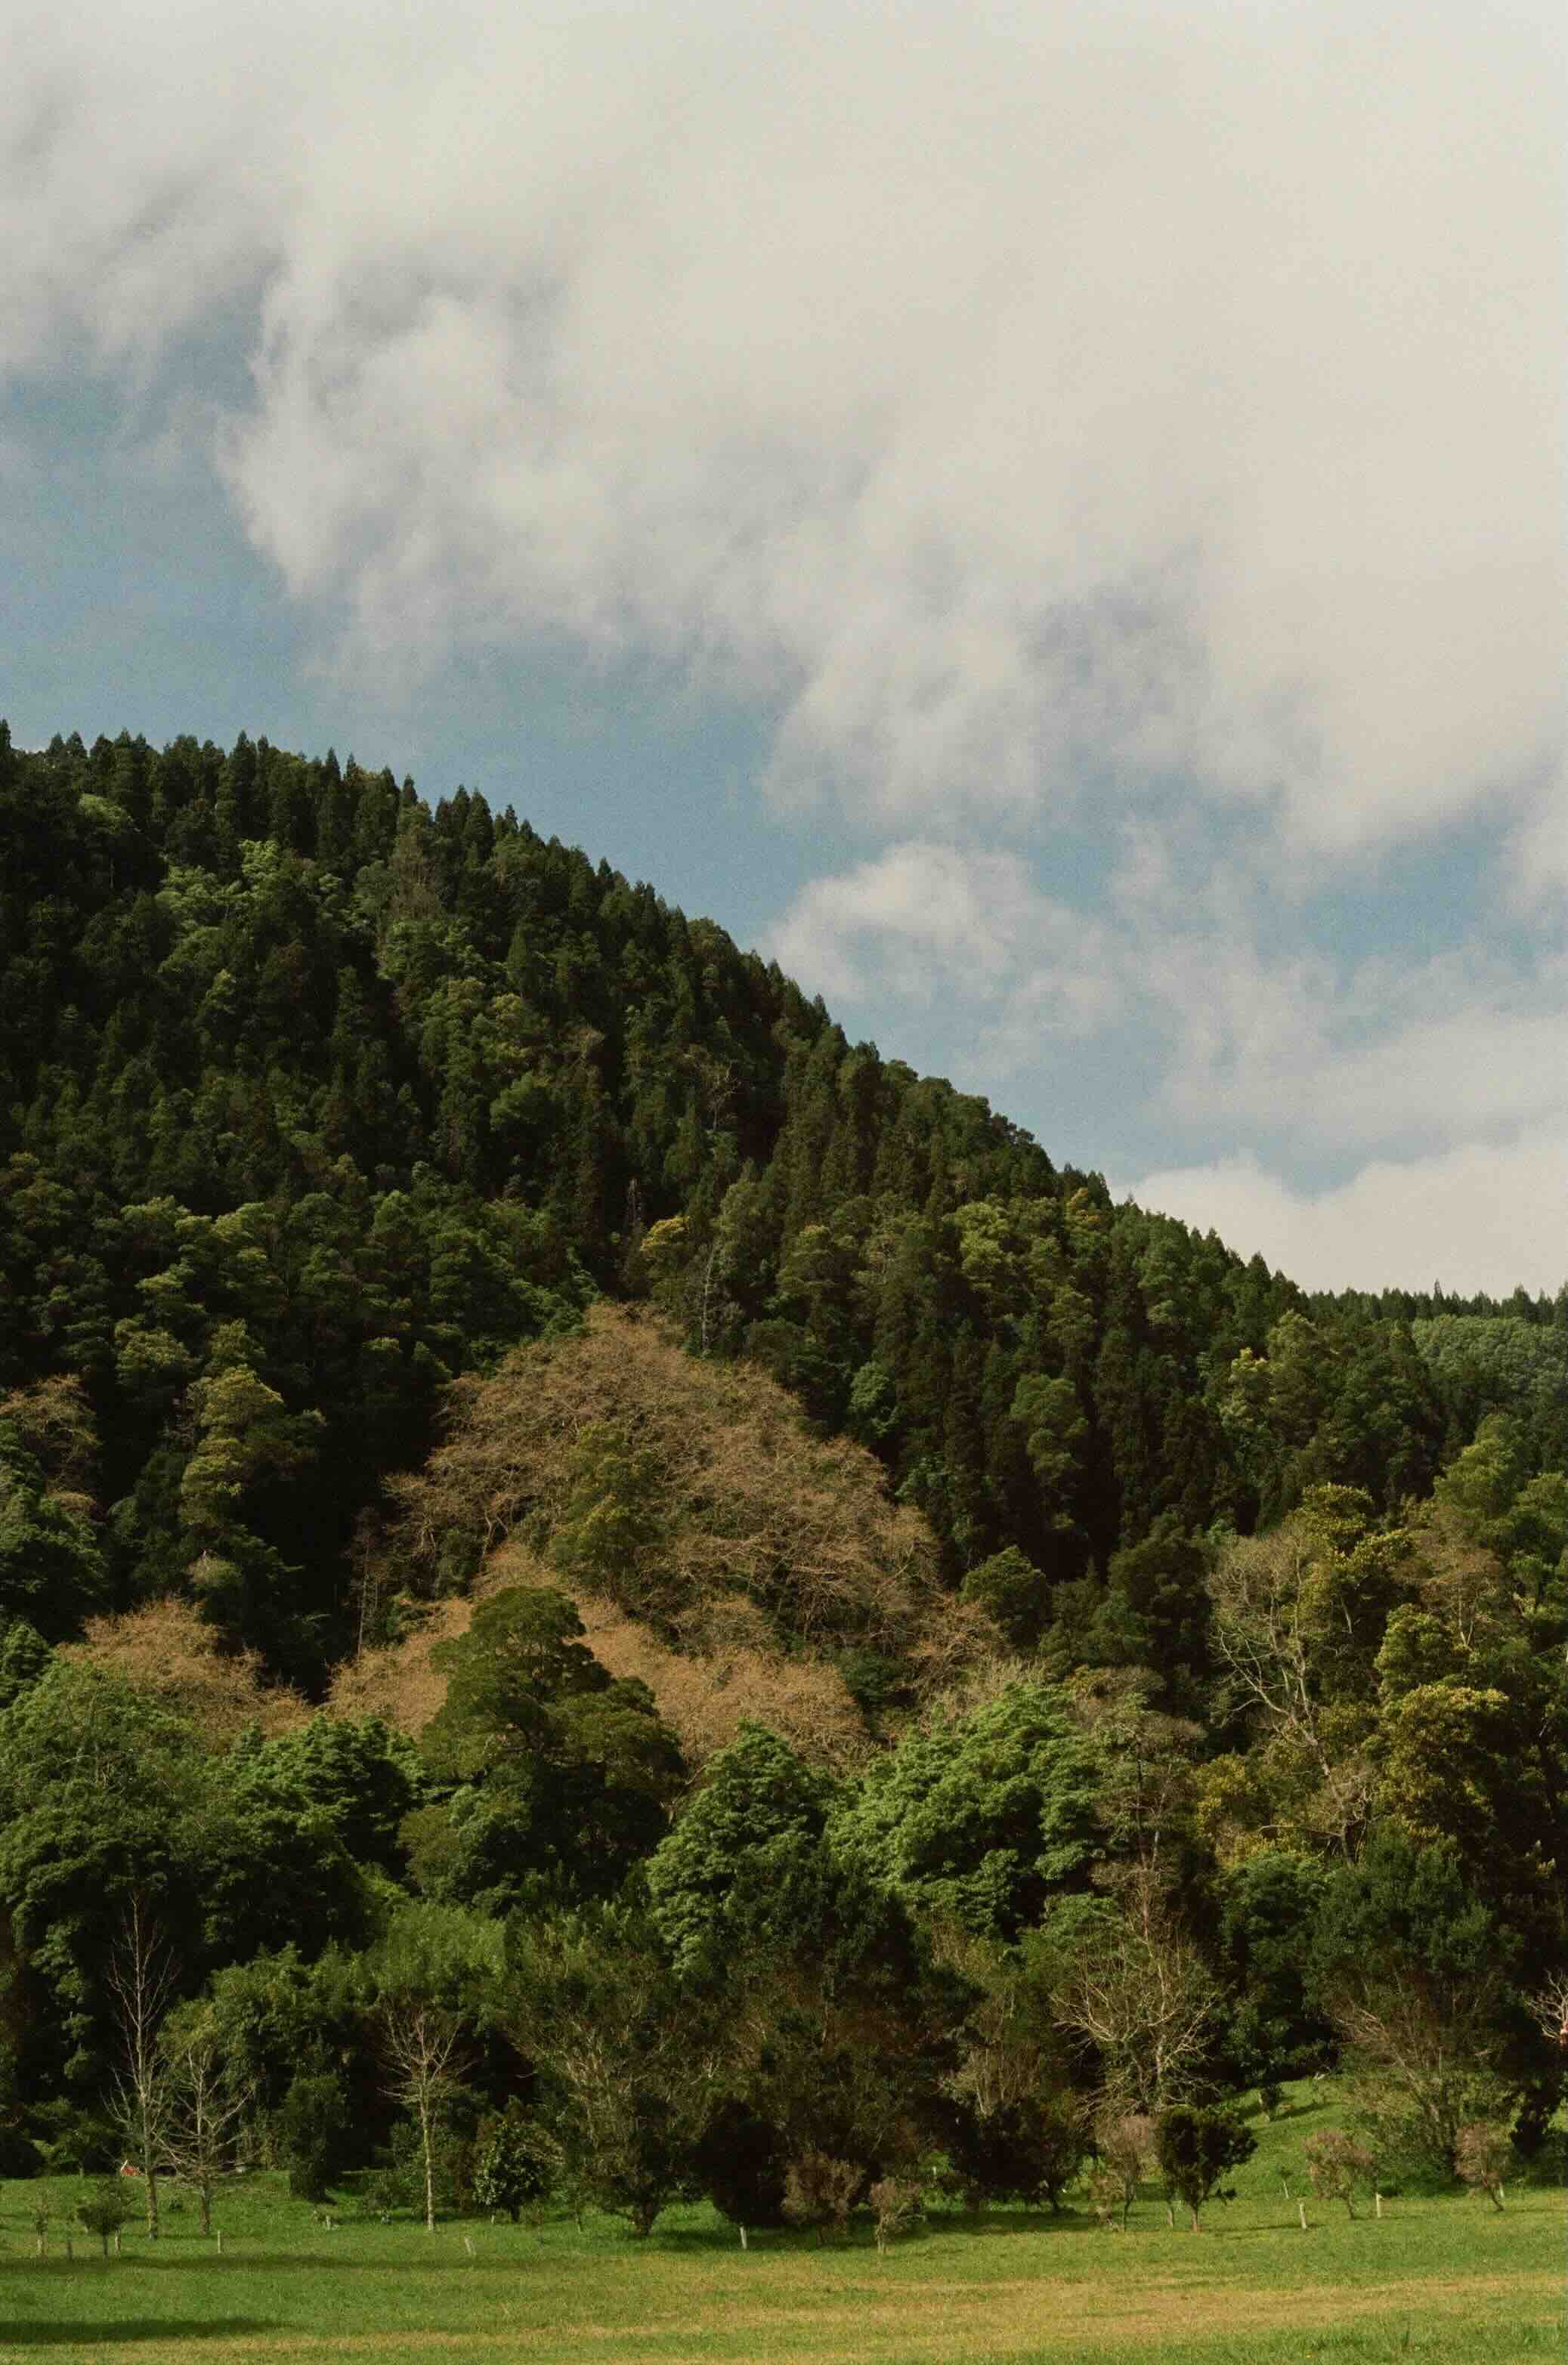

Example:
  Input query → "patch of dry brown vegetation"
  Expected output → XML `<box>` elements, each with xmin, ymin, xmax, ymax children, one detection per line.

<box><xmin>367</xmin><ymin>1306</ymin><xmax>983</xmax><ymax>1741</ymax></box>
<box><xmin>382</xmin><ymin>1306</ymin><xmax>934</xmax><ymax>1643</ymax></box>
<box><xmin>345</xmin><ymin>1308</ymin><xmax>1013</xmax><ymax>1764</ymax></box>
<box><xmin>326</xmin><ymin>1542</ymin><xmax>874</xmax><ymax>1773</ymax></box>
<box><xmin>0</xmin><ymin>1372</ymin><xmax>97</xmax><ymax>1487</ymax></box>
<box><xmin>912</xmin><ymin>1636</ymin><xmax>1037</xmax><ymax>1728</ymax></box>
<box><xmin>324</xmin><ymin>1597</ymin><xmax>473</xmax><ymax>1736</ymax></box>
<box><xmin>556</xmin><ymin>1574</ymin><xmax>873</xmax><ymax>1775</ymax></box>
<box><xmin>63</xmin><ymin>1599</ymin><xmax>310</xmax><ymax>1748</ymax></box>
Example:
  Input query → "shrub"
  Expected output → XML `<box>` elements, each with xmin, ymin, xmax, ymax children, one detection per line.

<box><xmin>1454</xmin><ymin>2121</ymin><xmax>1514</xmax><ymax>2211</ymax></box>
<box><xmin>782</xmin><ymin>2151</ymin><xmax>862</xmax><ymax>2246</ymax></box>
<box><xmin>1155</xmin><ymin>2105</ymin><xmax>1256</xmax><ymax>2232</ymax></box>
<box><xmin>868</xmin><ymin>2175</ymin><xmax>923</xmax><ymax>2254</ymax></box>
<box><xmin>1304</xmin><ymin>2131</ymin><xmax>1377</xmax><ymax>2218</ymax></box>
<box><xmin>277</xmin><ymin>2069</ymin><xmax>355</xmax><ymax>2203</ymax></box>
<box><xmin>1086</xmin><ymin>2167</ymin><xmax>1124</xmax><ymax>2229</ymax></box>
<box><xmin>76</xmin><ymin>2181</ymin><xmax>134</xmax><ymax>2258</ymax></box>
<box><xmin>472</xmin><ymin>2101</ymin><xmax>552</xmax><ymax>2223</ymax></box>
<box><xmin>692</xmin><ymin>2098</ymin><xmax>790</xmax><ymax>2231</ymax></box>
<box><xmin>942</xmin><ymin>2094</ymin><xmax>1087</xmax><ymax>2212</ymax></box>
<box><xmin>1094</xmin><ymin>2111</ymin><xmax>1155</xmax><ymax>2231</ymax></box>
<box><xmin>1346</xmin><ymin>2064</ymin><xmax>1512</xmax><ymax>2192</ymax></box>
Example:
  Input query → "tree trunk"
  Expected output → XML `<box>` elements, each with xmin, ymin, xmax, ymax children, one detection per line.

<box><xmin>141</xmin><ymin>2111</ymin><xmax>161</xmax><ymax>2241</ymax></box>
<box><xmin>421</xmin><ymin>2100</ymin><xmax>435</xmax><ymax>2233</ymax></box>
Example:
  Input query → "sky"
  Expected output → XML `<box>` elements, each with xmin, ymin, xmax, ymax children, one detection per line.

<box><xmin>2</xmin><ymin>0</ymin><xmax>1563</xmax><ymax>1296</ymax></box>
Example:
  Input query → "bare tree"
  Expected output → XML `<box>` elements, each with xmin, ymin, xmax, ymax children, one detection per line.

<box><xmin>159</xmin><ymin>2007</ymin><xmax>254</xmax><ymax>2236</ymax></box>
<box><xmin>1527</xmin><ymin>1971</ymin><xmax>1568</xmax><ymax>2052</ymax></box>
<box><xmin>1093</xmin><ymin>2110</ymin><xmax>1156</xmax><ymax>2231</ymax></box>
<box><xmin>1054</xmin><ymin>1872</ymin><xmax>1219</xmax><ymax>2116</ymax></box>
<box><xmin>106</xmin><ymin>1898</ymin><xmax>178</xmax><ymax>2239</ymax></box>
<box><xmin>378</xmin><ymin>1998</ymin><xmax>469</xmax><ymax>2233</ymax></box>
<box><xmin>1328</xmin><ymin>1980</ymin><xmax>1508</xmax><ymax>2179</ymax></box>
<box><xmin>1204</xmin><ymin>1523</ymin><xmax>1377</xmax><ymax>1857</ymax></box>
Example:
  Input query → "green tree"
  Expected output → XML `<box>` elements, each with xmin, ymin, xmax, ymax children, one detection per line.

<box><xmin>547</xmin><ymin>1425</ymin><xmax>672</xmax><ymax>1623</ymax></box>
<box><xmin>472</xmin><ymin>2099</ymin><xmax>550</xmax><ymax>2221</ymax></box>
<box><xmin>1310</xmin><ymin>1831</ymin><xmax>1517</xmax><ymax>2180</ymax></box>
<box><xmin>645</xmin><ymin>1724</ymin><xmax>834</xmax><ymax>1975</ymax></box>
<box><xmin>408</xmin><ymin>1586</ymin><xmax>684</xmax><ymax>1912</ymax></box>
<box><xmin>960</xmin><ymin>1546</ymin><xmax>1050</xmax><ymax>1652</ymax></box>
<box><xmin>504</xmin><ymin>1904</ymin><xmax>713</xmax><ymax>2238</ymax></box>
<box><xmin>0</xmin><ymin>1415</ymin><xmax>107</xmax><ymax>1641</ymax></box>
<box><xmin>76</xmin><ymin>2178</ymin><xmax>134</xmax><ymax>2257</ymax></box>
<box><xmin>1216</xmin><ymin>1850</ymin><xmax>1330</xmax><ymax>2086</ymax></box>
<box><xmin>0</xmin><ymin>1664</ymin><xmax>205</xmax><ymax>2085</ymax></box>
<box><xmin>829</xmin><ymin>1682</ymin><xmax>1100</xmax><ymax>1941</ymax></box>
<box><xmin>1154</xmin><ymin>2104</ymin><xmax>1255</xmax><ymax>2231</ymax></box>
<box><xmin>277</xmin><ymin>2067</ymin><xmax>355</xmax><ymax>2201</ymax></box>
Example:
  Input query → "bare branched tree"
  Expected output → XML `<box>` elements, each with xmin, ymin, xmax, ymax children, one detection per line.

<box><xmin>378</xmin><ymin>1998</ymin><xmax>469</xmax><ymax>2233</ymax></box>
<box><xmin>1205</xmin><ymin>1523</ymin><xmax>1376</xmax><ymax>1857</ymax></box>
<box><xmin>1527</xmin><ymin>1971</ymin><xmax>1568</xmax><ymax>2052</ymax></box>
<box><xmin>159</xmin><ymin>2008</ymin><xmax>255</xmax><ymax>2236</ymax></box>
<box><xmin>1328</xmin><ymin>1981</ymin><xmax>1506</xmax><ymax>2176</ymax></box>
<box><xmin>1054</xmin><ymin>1870</ymin><xmax>1219</xmax><ymax>2116</ymax></box>
<box><xmin>106</xmin><ymin>1897</ymin><xmax>178</xmax><ymax>2239</ymax></box>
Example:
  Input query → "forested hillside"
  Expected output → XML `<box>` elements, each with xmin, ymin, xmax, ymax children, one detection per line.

<box><xmin>1</xmin><ymin>722</ymin><xmax>1563</xmax><ymax>2226</ymax></box>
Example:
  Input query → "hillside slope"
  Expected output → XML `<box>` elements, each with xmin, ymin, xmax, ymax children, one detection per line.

<box><xmin>3</xmin><ymin>721</ymin><xmax>1564</xmax><ymax>1702</ymax></box>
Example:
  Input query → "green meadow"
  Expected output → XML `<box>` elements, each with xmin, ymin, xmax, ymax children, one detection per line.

<box><xmin>1</xmin><ymin>2089</ymin><xmax>1562</xmax><ymax>2365</ymax></box>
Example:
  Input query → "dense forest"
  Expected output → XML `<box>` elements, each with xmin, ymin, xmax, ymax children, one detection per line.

<box><xmin>1</xmin><ymin>722</ymin><xmax>1563</xmax><ymax>2234</ymax></box>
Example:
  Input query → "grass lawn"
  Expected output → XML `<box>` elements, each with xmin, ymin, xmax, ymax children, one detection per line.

<box><xmin>0</xmin><ymin>2085</ymin><xmax>1562</xmax><ymax>2364</ymax></box>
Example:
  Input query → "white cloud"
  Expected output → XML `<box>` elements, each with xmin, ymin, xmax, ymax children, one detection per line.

<box><xmin>765</xmin><ymin>842</ymin><xmax>1118</xmax><ymax>1043</ymax></box>
<box><xmin>3</xmin><ymin>0</ymin><xmax>1561</xmax><ymax>856</ymax></box>
<box><xmin>1143</xmin><ymin>933</ymin><xmax>1568</xmax><ymax>1152</ymax></box>
<box><xmin>1099</xmin><ymin>825</ymin><xmax>1568</xmax><ymax>1155</ymax></box>
<box><xmin>1128</xmin><ymin>1133</ymin><xmax>1568</xmax><ymax>1297</ymax></box>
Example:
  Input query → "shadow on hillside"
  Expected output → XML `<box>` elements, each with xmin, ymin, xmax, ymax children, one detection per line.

<box><xmin>0</xmin><ymin>2323</ymin><xmax>277</xmax><ymax>2347</ymax></box>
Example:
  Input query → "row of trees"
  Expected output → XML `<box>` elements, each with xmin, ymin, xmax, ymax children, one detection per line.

<box><xmin>3</xmin><ymin>1608</ymin><xmax>1559</xmax><ymax>2232</ymax></box>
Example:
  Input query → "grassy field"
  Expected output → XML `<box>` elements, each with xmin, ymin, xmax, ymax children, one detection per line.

<box><xmin>0</xmin><ymin>2087</ymin><xmax>1562</xmax><ymax>2364</ymax></box>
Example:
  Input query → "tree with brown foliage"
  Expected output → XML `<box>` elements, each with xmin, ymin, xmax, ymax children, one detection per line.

<box><xmin>66</xmin><ymin>1600</ymin><xmax>309</xmax><ymax>1751</ymax></box>
<box><xmin>377</xmin><ymin>1305</ymin><xmax>948</xmax><ymax>1665</ymax></box>
<box><xmin>783</xmin><ymin>2151</ymin><xmax>862</xmax><ymax>2246</ymax></box>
